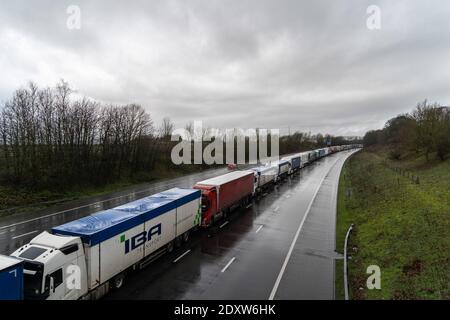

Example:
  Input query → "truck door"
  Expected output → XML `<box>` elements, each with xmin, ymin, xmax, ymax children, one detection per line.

<box><xmin>44</xmin><ymin>268</ymin><xmax>64</xmax><ymax>300</ymax></box>
<box><xmin>201</xmin><ymin>189</ymin><xmax>217</xmax><ymax>227</ymax></box>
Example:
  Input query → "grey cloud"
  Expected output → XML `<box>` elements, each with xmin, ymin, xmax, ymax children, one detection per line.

<box><xmin>1</xmin><ymin>0</ymin><xmax>450</xmax><ymax>136</ymax></box>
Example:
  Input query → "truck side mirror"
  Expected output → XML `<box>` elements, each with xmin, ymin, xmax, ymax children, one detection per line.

<box><xmin>49</xmin><ymin>276</ymin><xmax>55</xmax><ymax>293</ymax></box>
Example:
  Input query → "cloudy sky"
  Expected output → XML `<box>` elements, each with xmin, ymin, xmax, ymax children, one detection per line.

<box><xmin>1</xmin><ymin>0</ymin><xmax>449</xmax><ymax>136</ymax></box>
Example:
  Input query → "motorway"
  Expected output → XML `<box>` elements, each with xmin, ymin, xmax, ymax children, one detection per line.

<box><xmin>0</xmin><ymin>166</ymin><xmax>230</xmax><ymax>255</ymax></box>
<box><xmin>106</xmin><ymin>149</ymin><xmax>358</xmax><ymax>300</ymax></box>
<box><xmin>0</xmin><ymin>149</ymin><xmax>358</xmax><ymax>299</ymax></box>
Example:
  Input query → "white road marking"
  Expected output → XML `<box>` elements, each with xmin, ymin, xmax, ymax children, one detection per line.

<box><xmin>273</xmin><ymin>206</ymin><xmax>279</xmax><ymax>212</ymax></box>
<box><xmin>173</xmin><ymin>249</ymin><xmax>191</xmax><ymax>263</ymax></box>
<box><xmin>221</xmin><ymin>257</ymin><xmax>236</xmax><ymax>273</ymax></box>
<box><xmin>268</xmin><ymin>156</ymin><xmax>341</xmax><ymax>300</ymax></box>
<box><xmin>245</xmin><ymin>203</ymin><xmax>252</xmax><ymax>208</ymax></box>
<box><xmin>12</xmin><ymin>230</ymin><xmax>38</xmax><ymax>240</ymax></box>
<box><xmin>255</xmin><ymin>225</ymin><xmax>263</xmax><ymax>233</ymax></box>
<box><xmin>219</xmin><ymin>221</ymin><xmax>229</xmax><ymax>229</ymax></box>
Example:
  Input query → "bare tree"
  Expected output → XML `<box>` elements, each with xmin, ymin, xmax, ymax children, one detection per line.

<box><xmin>0</xmin><ymin>81</ymin><xmax>158</xmax><ymax>188</ymax></box>
<box><xmin>159</xmin><ymin>117</ymin><xmax>174</xmax><ymax>140</ymax></box>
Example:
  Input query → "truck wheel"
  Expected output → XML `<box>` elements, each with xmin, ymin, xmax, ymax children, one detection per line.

<box><xmin>167</xmin><ymin>241</ymin><xmax>174</xmax><ymax>253</ymax></box>
<box><xmin>175</xmin><ymin>236</ymin><xmax>182</xmax><ymax>248</ymax></box>
<box><xmin>112</xmin><ymin>274</ymin><xmax>125</xmax><ymax>290</ymax></box>
<box><xmin>182</xmin><ymin>231</ymin><xmax>190</xmax><ymax>243</ymax></box>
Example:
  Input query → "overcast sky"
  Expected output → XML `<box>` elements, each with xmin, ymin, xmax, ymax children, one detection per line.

<box><xmin>1</xmin><ymin>0</ymin><xmax>449</xmax><ymax>136</ymax></box>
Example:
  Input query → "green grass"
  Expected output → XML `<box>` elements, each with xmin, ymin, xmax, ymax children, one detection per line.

<box><xmin>335</xmin><ymin>147</ymin><xmax>450</xmax><ymax>300</ymax></box>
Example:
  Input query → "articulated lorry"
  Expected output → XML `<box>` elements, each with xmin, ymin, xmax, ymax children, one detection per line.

<box><xmin>296</xmin><ymin>152</ymin><xmax>310</xmax><ymax>168</ymax></box>
<box><xmin>194</xmin><ymin>171</ymin><xmax>254</xmax><ymax>227</ymax></box>
<box><xmin>249</xmin><ymin>165</ymin><xmax>278</xmax><ymax>194</ymax></box>
<box><xmin>281</xmin><ymin>154</ymin><xmax>301</xmax><ymax>174</ymax></box>
<box><xmin>0</xmin><ymin>188</ymin><xmax>201</xmax><ymax>300</ymax></box>
<box><xmin>271</xmin><ymin>159</ymin><xmax>290</xmax><ymax>182</ymax></box>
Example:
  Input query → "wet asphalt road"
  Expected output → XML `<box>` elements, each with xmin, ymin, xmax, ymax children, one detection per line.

<box><xmin>0</xmin><ymin>150</ymin><xmax>358</xmax><ymax>299</ymax></box>
<box><xmin>0</xmin><ymin>166</ymin><xmax>231</xmax><ymax>255</ymax></box>
<box><xmin>273</xmin><ymin>151</ymin><xmax>351</xmax><ymax>299</ymax></box>
<box><xmin>104</xmin><ymin>149</ymin><xmax>359</xmax><ymax>300</ymax></box>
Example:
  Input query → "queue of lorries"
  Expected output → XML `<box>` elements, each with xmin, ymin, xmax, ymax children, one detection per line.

<box><xmin>0</xmin><ymin>144</ymin><xmax>361</xmax><ymax>300</ymax></box>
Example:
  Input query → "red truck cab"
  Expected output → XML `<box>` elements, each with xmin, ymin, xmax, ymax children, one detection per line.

<box><xmin>193</xmin><ymin>171</ymin><xmax>254</xmax><ymax>227</ymax></box>
<box><xmin>194</xmin><ymin>185</ymin><xmax>217</xmax><ymax>227</ymax></box>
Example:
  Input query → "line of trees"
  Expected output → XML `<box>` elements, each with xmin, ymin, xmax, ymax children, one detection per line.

<box><xmin>0</xmin><ymin>81</ymin><xmax>162</xmax><ymax>188</ymax></box>
<box><xmin>279</xmin><ymin>132</ymin><xmax>352</xmax><ymax>155</ymax></box>
<box><xmin>363</xmin><ymin>100</ymin><xmax>450</xmax><ymax>160</ymax></box>
<box><xmin>0</xmin><ymin>80</ymin><xmax>357</xmax><ymax>192</ymax></box>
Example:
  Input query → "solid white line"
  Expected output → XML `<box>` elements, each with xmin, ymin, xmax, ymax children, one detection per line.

<box><xmin>268</xmin><ymin>156</ymin><xmax>341</xmax><ymax>300</ymax></box>
<box><xmin>12</xmin><ymin>230</ymin><xmax>38</xmax><ymax>240</ymax></box>
<box><xmin>173</xmin><ymin>249</ymin><xmax>191</xmax><ymax>263</ymax></box>
<box><xmin>219</xmin><ymin>221</ymin><xmax>229</xmax><ymax>229</ymax></box>
<box><xmin>221</xmin><ymin>257</ymin><xmax>236</xmax><ymax>273</ymax></box>
<box><xmin>255</xmin><ymin>225</ymin><xmax>263</xmax><ymax>233</ymax></box>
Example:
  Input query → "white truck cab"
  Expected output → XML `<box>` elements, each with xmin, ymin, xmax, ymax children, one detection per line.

<box><xmin>10</xmin><ymin>231</ymin><xmax>88</xmax><ymax>300</ymax></box>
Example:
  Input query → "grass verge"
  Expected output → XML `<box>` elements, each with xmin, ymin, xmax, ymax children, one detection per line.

<box><xmin>335</xmin><ymin>147</ymin><xmax>449</xmax><ymax>300</ymax></box>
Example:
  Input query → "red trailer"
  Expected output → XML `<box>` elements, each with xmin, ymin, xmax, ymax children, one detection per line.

<box><xmin>194</xmin><ymin>171</ymin><xmax>254</xmax><ymax>227</ymax></box>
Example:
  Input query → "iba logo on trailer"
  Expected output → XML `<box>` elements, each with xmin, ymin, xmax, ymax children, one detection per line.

<box><xmin>120</xmin><ymin>223</ymin><xmax>162</xmax><ymax>254</ymax></box>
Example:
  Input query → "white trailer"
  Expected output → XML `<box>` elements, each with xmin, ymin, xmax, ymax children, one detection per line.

<box><xmin>249</xmin><ymin>165</ymin><xmax>278</xmax><ymax>194</ymax></box>
<box><xmin>296</xmin><ymin>152</ymin><xmax>310</xmax><ymax>168</ymax></box>
<box><xmin>9</xmin><ymin>188</ymin><xmax>201</xmax><ymax>300</ymax></box>
<box><xmin>281</xmin><ymin>155</ymin><xmax>301</xmax><ymax>174</ymax></box>
<box><xmin>271</xmin><ymin>159</ymin><xmax>290</xmax><ymax>182</ymax></box>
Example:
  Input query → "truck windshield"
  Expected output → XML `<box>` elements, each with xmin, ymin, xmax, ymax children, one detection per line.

<box><xmin>23</xmin><ymin>261</ymin><xmax>46</xmax><ymax>300</ymax></box>
<box><xmin>201</xmin><ymin>195</ymin><xmax>210</xmax><ymax>213</ymax></box>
